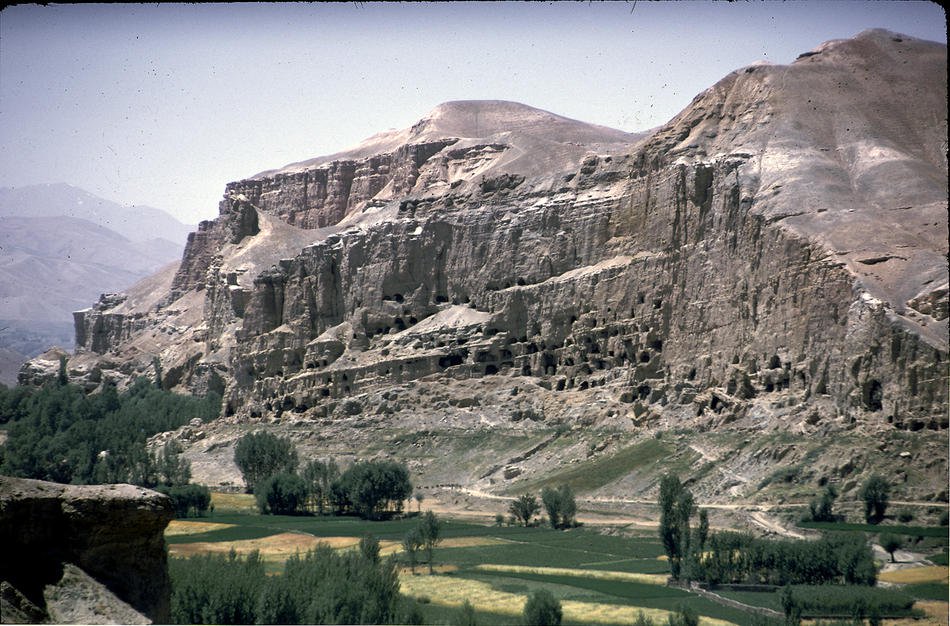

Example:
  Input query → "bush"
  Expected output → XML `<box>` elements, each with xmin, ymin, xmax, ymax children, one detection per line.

<box><xmin>897</xmin><ymin>509</ymin><xmax>914</xmax><ymax>523</ymax></box>
<box><xmin>255</xmin><ymin>471</ymin><xmax>308</xmax><ymax>515</ymax></box>
<box><xmin>234</xmin><ymin>431</ymin><xmax>298</xmax><ymax>494</ymax></box>
<box><xmin>940</xmin><ymin>510</ymin><xmax>950</xmax><ymax>526</ymax></box>
<box><xmin>522</xmin><ymin>589</ymin><xmax>562</xmax><ymax>626</ymax></box>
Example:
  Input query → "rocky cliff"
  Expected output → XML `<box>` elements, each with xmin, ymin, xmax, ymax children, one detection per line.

<box><xmin>0</xmin><ymin>476</ymin><xmax>173</xmax><ymax>624</ymax></box>
<box><xmin>26</xmin><ymin>30</ymin><xmax>948</xmax><ymax>501</ymax></box>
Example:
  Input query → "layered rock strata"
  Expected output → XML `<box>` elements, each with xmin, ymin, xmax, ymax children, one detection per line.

<box><xmin>26</xmin><ymin>30</ymin><xmax>949</xmax><ymax>493</ymax></box>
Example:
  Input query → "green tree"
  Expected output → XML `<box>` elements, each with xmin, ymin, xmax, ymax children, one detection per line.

<box><xmin>541</xmin><ymin>484</ymin><xmax>577</xmax><ymax>529</ymax></box>
<box><xmin>509</xmin><ymin>493</ymin><xmax>540</xmax><ymax>527</ymax></box>
<box><xmin>402</xmin><ymin>527</ymin><xmax>423</xmax><ymax>574</ymax></box>
<box><xmin>414</xmin><ymin>491</ymin><xmax>424</xmax><ymax>513</ymax></box>
<box><xmin>666</xmin><ymin>605</ymin><xmax>699</xmax><ymax>626</ymax></box>
<box><xmin>255</xmin><ymin>471</ymin><xmax>308</xmax><ymax>515</ymax></box>
<box><xmin>880</xmin><ymin>532</ymin><xmax>902</xmax><ymax>563</ymax></box>
<box><xmin>155</xmin><ymin>440</ymin><xmax>191</xmax><ymax>487</ymax></box>
<box><xmin>360</xmin><ymin>533</ymin><xmax>381</xmax><ymax>563</ymax></box>
<box><xmin>860</xmin><ymin>474</ymin><xmax>890</xmax><ymax>523</ymax></box>
<box><xmin>809</xmin><ymin>484</ymin><xmax>838</xmax><ymax>522</ymax></box>
<box><xmin>334</xmin><ymin>460</ymin><xmax>413</xmax><ymax>519</ymax></box>
<box><xmin>233</xmin><ymin>431</ymin><xmax>298</xmax><ymax>493</ymax></box>
<box><xmin>302</xmin><ymin>458</ymin><xmax>339</xmax><ymax>514</ymax></box>
<box><xmin>419</xmin><ymin>510</ymin><xmax>443</xmax><ymax>574</ymax></box>
<box><xmin>659</xmin><ymin>474</ymin><xmax>694</xmax><ymax>580</ymax></box>
<box><xmin>452</xmin><ymin>599</ymin><xmax>478</xmax><ymax>626</ymax></box>
<box><xmin>522</xmin><ymin>589</ymin><xmax>562</xmax><ymax>626</ymax></box>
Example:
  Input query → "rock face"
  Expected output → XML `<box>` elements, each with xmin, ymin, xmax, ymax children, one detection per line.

<box><xmin>25</xmin><ymin>30</ymin><xmax>948</xmax><ymax>495</ymax></box>
<box><xmin>0</xmin><ymin>476</ymin><xmax>173</xmax><ymax>624</ymax></box>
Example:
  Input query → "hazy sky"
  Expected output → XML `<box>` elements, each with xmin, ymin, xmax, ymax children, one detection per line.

<box><xmin>0</xmin><ymin>1</ymin><xmax>945</xmax><ymax>224</ymax></box>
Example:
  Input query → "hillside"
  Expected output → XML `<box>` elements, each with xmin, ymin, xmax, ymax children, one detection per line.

<box><xmin>0</xmin><ymin>186</ymin><xmax>190</xmax><ymax>384</ymax></box>
<box><xmin>26</xmin><ymin>30</ymin><xmax>948</xmax><ymax>507</ymax></box>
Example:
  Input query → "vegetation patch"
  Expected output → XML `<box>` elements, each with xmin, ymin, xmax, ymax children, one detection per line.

<box><xmin>168</xmin><ymin>532</ymin><xmax>331</xmax><ymax>562</ymax></box>
<box><xmin>506</xmin><ymin>438</ymin><xmax>672</xmax><ymax>494</ymax></box>
<box><xmin>165</xmin><ymin>520</ymin><xmax>236</xmax><ymax>537</ymax></box>
<box><xmin>474</xmin><ymin>564</ymin><xmax>666</xmax><ymax>585</ymax></box>
<box><xmin>398</xmin><ymin>574</ymin><xmax>733</xmax><ymax>625</ymax></box>
<box><xmin>210</xmin><ymin>491</ymin><xmax>257</xmax><ymax>513</ymax></box>
<box><xmin>878</xmin><ymin>566</ymin><xmax>948</xmax><ymax>584</ymax></box>
<box><xmin>798</xmin><ymin>521</ymin><xmax>949</xmax><ymax>539</ymax></box>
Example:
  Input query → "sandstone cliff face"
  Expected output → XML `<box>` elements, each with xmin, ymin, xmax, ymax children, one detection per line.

<box><xmin>0</xmin><ymin>476</ymin><xmax>173</xmax><ymax>624</ymax></box>
<box><xmin>29</xmin><ymin>30</ymin><xmax>948</xmax><ymax>497</ymax></box>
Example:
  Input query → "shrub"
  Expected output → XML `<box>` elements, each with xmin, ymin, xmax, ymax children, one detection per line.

<box><xmin>940</xmin><ymin>510</ymin><xmax>949</xmax><ymax>526</ymax></box>
<box><xmin>896</xmin><ymin>509</ymin><xmax>914</xmax><ymax>523</ymax></box>
<box><xmin>234</xmin><ymin>431</ymin><xmax>298</xmax><ymax>494</ymax></box>
<box><xmin>808</xmin><ymin>485</ymin><xmax>838</xmax><ymax>522</ymax></box>
<box><xmin>522</xmin><ymin>589</ymin><xmax>562</xmax><ymax>626</ymax></box>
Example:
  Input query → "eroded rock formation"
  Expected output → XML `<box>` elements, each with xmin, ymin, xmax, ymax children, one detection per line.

<box><xmin>0</xmin><ymin>476</ymin><xmax>173</xmax><ymax>624</ymax></box>
<box><xmin>26</xmin><ymin>30</ymin><xmax>948</xmax><ymax>497</ymax></box>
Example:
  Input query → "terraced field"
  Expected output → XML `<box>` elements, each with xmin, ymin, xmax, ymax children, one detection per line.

<box><xmin>165</xmin><ymin>494</ymin><xmax>748</xmax><ymax>625</ymax></box>
<box><xmin>165</xmin><ymin>492</ymin><xmax>949</xmax><ymax>625</ymax></box>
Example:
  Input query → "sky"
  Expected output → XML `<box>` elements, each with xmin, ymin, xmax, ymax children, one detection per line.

<box><xmin>0</xmin><ymin>1</ymin><xmax>945</xmax><ymax>225</ymax></box>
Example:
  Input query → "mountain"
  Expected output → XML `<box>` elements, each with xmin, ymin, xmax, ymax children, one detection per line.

<box><xmin>0</xmin><ymin>183</ymin><xmax>193</xmax><ymax>245</ymax></box>
<box><xmin>0</xmin><ymin>186</ymin><xmax>191</xmax><ymax>384</ymax></box>
<box><xmin>26</xmin><ymin>30</ymin><xmax>948</xmax><ymax>504</ymax></box>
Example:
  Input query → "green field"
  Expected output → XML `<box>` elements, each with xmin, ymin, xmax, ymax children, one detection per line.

<box><xmin>167</xmin><ymin>505</ymin><xmax>745</xmax><ymax>624</ymax></box>
<box><xmin>797</xmin><ymin>520</ymin><xmax>950</xmax><ymax>540</ymax></box>
<box><xmin>167</xmin><ymin>500</ymin><xmax>950</xmax><ymax>625</ymax></box>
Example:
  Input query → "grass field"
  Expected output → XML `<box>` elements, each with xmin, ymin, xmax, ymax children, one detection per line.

<box><xmin>879</xmin><ymin>566</ymin><xmax>949</xmax><ymax>584</ymax></box>
<box><xmin>166</xmin><ymin>494</ymin><xmax>949</xmax><ymax>625</ymax></box>
<box><xmin>506</xmin><ymin>438</ymin><xmax>674</xmax><ymax>494</ymax></box>
<box><xmin>798</xmin><ymin>520</ymin><xmax>950</xmax><ymax>540</ymax></box>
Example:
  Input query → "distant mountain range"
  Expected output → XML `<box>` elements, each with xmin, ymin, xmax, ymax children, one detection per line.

<box><xmin>0</xmin><ymin>184</ymin><xmax>193</xmax><ymax>384</ymax></box>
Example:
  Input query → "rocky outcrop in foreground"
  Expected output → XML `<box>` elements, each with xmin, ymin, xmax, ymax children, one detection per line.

<box><xmin>0</xmin><ymin>476</ymin><xmax>173</xmax><ymax>624</ymax></box>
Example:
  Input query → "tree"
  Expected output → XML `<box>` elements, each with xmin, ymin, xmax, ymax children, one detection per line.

<box><xmin>659</xmin><ymin>474</ymin><xmax>694</xmax><ymax>580</ymax></box>
<box><xmin>419</xmin><ymin>510</ymin><xmax>443</xmax><ymax>574</ymax></box>
<box><xmin>665</xmin><ymin>605</ymin><xmax>698</xmax><ymax>626</ymax></box>
<box><xmin>509</xmin><ymin>494</ymin><xmax>541</xmax><ymax>527</ymax></box>
<box><xmin>302</xmin><ymin>458</ymin><xmax>339</xmax><ymax>514</ymax></box>
<box><xmin>414</xmin><ymin>491</ymin><xmax>424</xmax><ymax>513</ymax></box>
<box><xmin>860</xmin><ymin>475</ymin><xmax>890</xmax><ymax>523</ymax></box>
<box><xmin>695</xmin><ymin>509</ymin><xmax>709</xmax><ymax>553</ymax></box>
<box><xmin>880</xmin><ymin>533</ymin><xmax>902</xmax><ymax>563</ymax></box>
<box><xmin>541</xmin><ymin>484</ymin><xmax>577</xmax><ymax>529</ymax></box>
<box><xmin>808</xmin><ymin>484</ymin><xmax>838</xmax><ymax>522</ymax></box>
<box><xmin>155</xmin><ymin>440</ymin><xmax>192</xmax><ymax>487</ymax></box>
<box><xmin>233</xmin><ymin>431</ymin><xmax>298</xmax><ymax>494</ymax></box>
<box><xmin>402</xmin><ymin>527</ymin><xmax>423</xmax><ymax>574</ymax></box>
<box><xmin>522</xmin><ymin>589</ymin><xmax>562</xmax><ymax>626</ymax></box>
<box><xmin>255</xmin><ymin>471</ymin><xmax>308</xmax><ymax>515</ymax></box>
<box><xmin>334</xmin><ymin>460</ymin><xmax>413</xmax><ymax>519</ymax></box>
<box><xmin>360</xmin><ymin>533</ymin><xmax>381</xmax><ymax>563</ymax></box>
<box><xmin>452</xmin><ymin>600</ymin><xmax>478</xmax><ymax>626</ymax></box>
